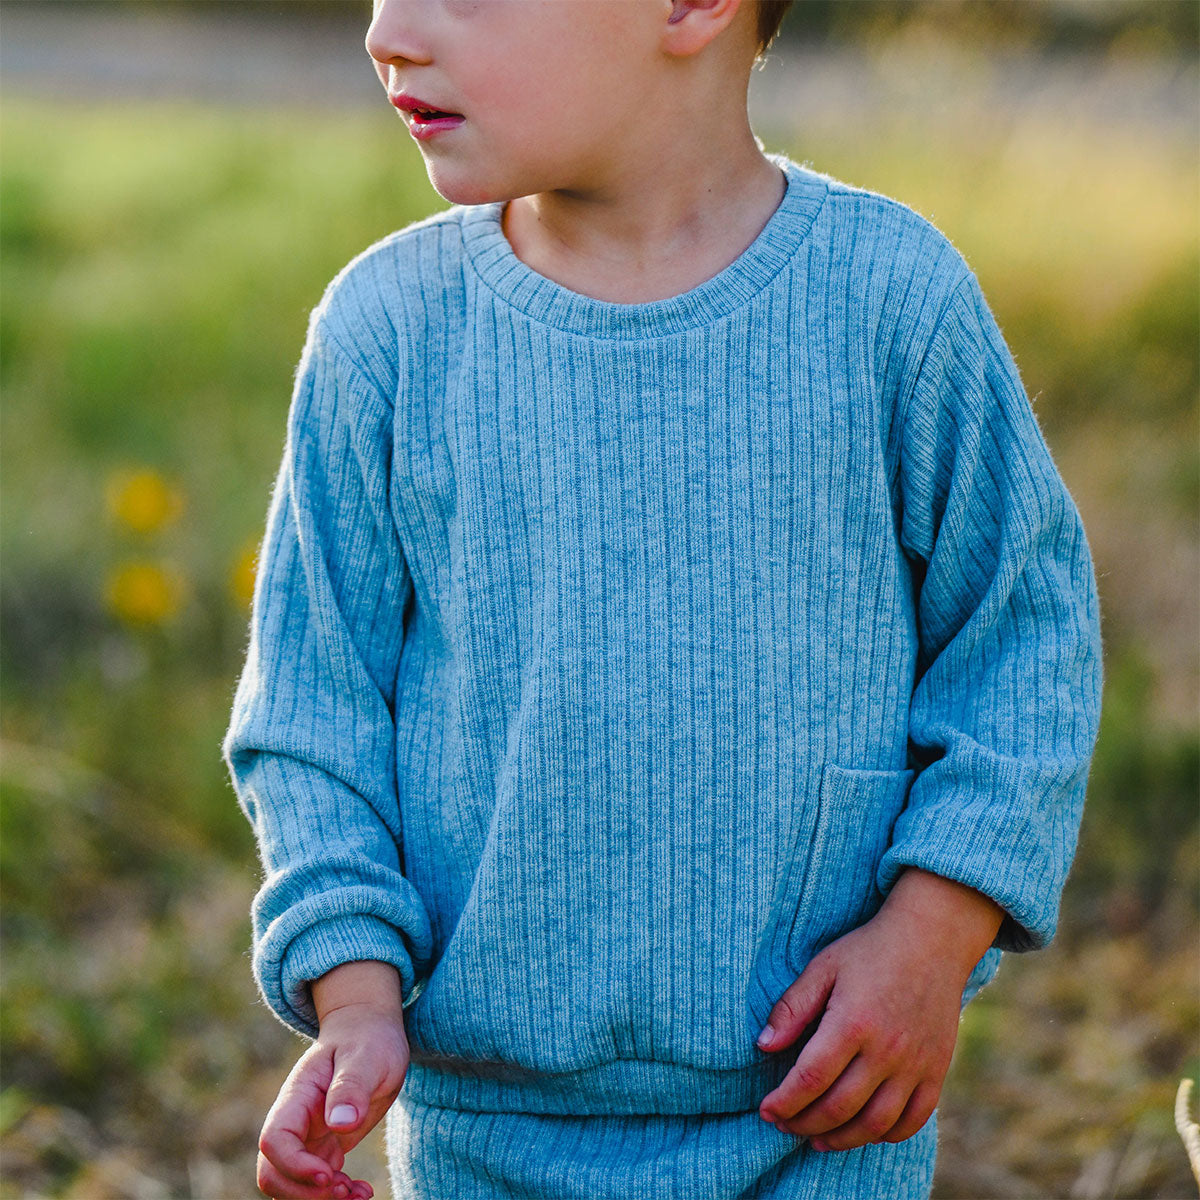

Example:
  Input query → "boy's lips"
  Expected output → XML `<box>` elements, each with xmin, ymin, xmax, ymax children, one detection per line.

<box><xmin>389</xmin><ymin>91</ymin><xmax>465</xmax><ymax>141</ymax></box>
<box><xmin>403</xmin><ymin>111</ymin><xmax>466</xmax><ymax>141</ymax></box>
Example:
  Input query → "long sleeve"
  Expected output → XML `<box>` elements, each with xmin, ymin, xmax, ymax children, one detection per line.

<box><xmin>222</xmin><ymin>308</ymin><xmax>433</xmax><ymax>1039</ymax></box>
<box><xmin>877</xmin><ymin>271</ymin><xmax>1103</xmax><ymax>952</ymax></box>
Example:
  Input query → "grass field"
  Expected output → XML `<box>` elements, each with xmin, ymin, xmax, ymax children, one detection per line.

<box><xmin>1</xmin><ymin>92</ymin><xmax>1197</xmax><ymax>1198</ymax></box>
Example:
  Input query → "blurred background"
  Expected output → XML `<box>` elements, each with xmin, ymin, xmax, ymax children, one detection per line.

<box><xmin>0</xmin><ymin>1</ymin><xmax>1196</xmax><ymax>1196</ymax></box>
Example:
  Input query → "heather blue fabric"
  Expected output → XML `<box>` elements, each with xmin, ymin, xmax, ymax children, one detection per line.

<box><xmin>223</xmin><ymin>153</ymin><xmax>1102</xmax><ymax>1195</ymax></box>
<box><xmin>385</xmin><ymin>1097</ymin><xmax>938</xmax><ymax>1199</ymax></box>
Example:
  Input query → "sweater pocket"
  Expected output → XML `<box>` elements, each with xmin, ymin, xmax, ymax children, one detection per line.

<box><xmin>784</xmin><ymin>763</ymin><xmax>916</xmax><ymax>971</ymax></box>
<box><xmin>745</xmin><ymin>762</ymin><xmax>915</xmax><ymax>1038</ymax></box>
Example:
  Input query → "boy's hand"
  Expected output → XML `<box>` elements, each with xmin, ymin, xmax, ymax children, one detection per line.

<box><xmin>756</xmin><ymin>868</ymin><xmax>1004</xmax><ymax>1153</ymax></box>
<box><xmin>257</xmin><ymin>963</ymin><xmax>409</xmax><ymax>1200</ymax></box>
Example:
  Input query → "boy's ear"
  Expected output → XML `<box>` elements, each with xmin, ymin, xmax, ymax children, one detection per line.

<box><xmin>660</xmin><ymin>0</ymin><xmax>750</xmax><ymax>58</ymax></box>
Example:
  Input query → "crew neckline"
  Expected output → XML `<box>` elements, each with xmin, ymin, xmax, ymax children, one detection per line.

<box><xmin>458</xmin><ymin>153</ymin><xmax>828</xmax><ymax>340</ymax></box>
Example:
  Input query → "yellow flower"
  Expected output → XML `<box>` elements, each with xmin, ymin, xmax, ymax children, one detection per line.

<box><xmin>104</xmin><ymin>561</ymin><xmax>186</xmax><ymax>627</ymax></box>
<box><xmin>230</xmin><ymin>539</ymin><xmax>261</xmax><ymax>609</ymax></box>
<box><xmin>105</xmin><ymin>468</ymin><xmax>184</xmax><ymax>535</ymax></box>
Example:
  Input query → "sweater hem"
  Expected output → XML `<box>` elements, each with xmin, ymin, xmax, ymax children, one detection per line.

<box><xmin>401</xmin><ymin>1052</ymin><xmax>803</xmax><ymax>1116</ymax></box>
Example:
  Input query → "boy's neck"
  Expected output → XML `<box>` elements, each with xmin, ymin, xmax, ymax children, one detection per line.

<box><xmin>500</xmin><ymin>140</ymin><xmax>787</xmax><ymax>306</ymax></box>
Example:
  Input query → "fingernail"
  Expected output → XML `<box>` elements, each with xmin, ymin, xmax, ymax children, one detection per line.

<box><xmin>757</xmin><ymin>1024</ymin><xmax>775</xmax><ymax>1047</ymax></box>
<box><xmin>329</xmin><ymin>1104</ymin><xmax>358</xmax><ymax>1126</ymax></box>
<box><xmin>810</xmin><ymin>1139</ymin><xmax>829</xmax><ymax>1152</ymax></box>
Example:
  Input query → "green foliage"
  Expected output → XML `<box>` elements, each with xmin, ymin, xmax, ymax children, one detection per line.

<box><xmin>1076</xmin><ymin>647</ymin><xmax>1200</xmax><ymax>911</ymax></box>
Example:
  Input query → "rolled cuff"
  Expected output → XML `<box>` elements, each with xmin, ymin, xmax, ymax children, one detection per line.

<box><xmin>876</xmin><ymin>743</ymin><xmax>1087</xmax><ymax>954</ymax></box>
<box><xmin>255</xmin><ymin>901</ymin><xmax>428</xmax><ymax>1038</ymax></box>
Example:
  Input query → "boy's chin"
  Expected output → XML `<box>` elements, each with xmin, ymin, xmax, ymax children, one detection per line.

<box><xmin>423</xmin><ymin>164</ymin><xmax>529</xmax><ymax>210</ymax></box>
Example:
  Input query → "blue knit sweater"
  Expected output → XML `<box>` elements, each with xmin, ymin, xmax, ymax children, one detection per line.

<box><xmin>222</xmin><ymin>153</ymin><xmax>1102</xmax><ymax>1117</ymax></box>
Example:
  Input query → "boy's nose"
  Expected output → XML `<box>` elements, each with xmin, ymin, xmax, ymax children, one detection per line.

<box><xmin>365</xmin><ymin>0</ymin><xmax>435</xmax><ymax>70</ymax></box>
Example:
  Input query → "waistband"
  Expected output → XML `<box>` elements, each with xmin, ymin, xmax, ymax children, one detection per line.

<box><xmin>401</xmin><ymin>1047</ymin><xmax>802</xmax><ymax>1116</ymax></box>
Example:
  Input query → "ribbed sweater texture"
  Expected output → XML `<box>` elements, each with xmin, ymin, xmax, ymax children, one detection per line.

<box><xmin>223</xmin><ymin>154</ymin><xmax>1103</xmax><ymax>1123</ymax></box>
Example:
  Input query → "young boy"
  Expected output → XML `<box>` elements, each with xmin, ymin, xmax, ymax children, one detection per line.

<box><xmin>222</xmin><ymin>1</ymin><xmax>1103</xmax><ymax>1197</ymax></box>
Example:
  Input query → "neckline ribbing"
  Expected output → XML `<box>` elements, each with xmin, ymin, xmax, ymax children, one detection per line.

<box><xmin>458</xmin><ymin>153</ymin><xmax>828</xmax><ymax>340</ymax></box>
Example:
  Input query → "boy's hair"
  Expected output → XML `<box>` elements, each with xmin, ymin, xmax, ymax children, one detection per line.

<box><xmin>756</xmin><ymin>0</ymin><xmax>794</xmax><ymax>58</ymax></box>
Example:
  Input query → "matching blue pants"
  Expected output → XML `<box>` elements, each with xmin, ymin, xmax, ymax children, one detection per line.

<box><xmin>385</xmin><ymin>1095</ymin><xmax>938</xmax><ymax>1199</ymax></box>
